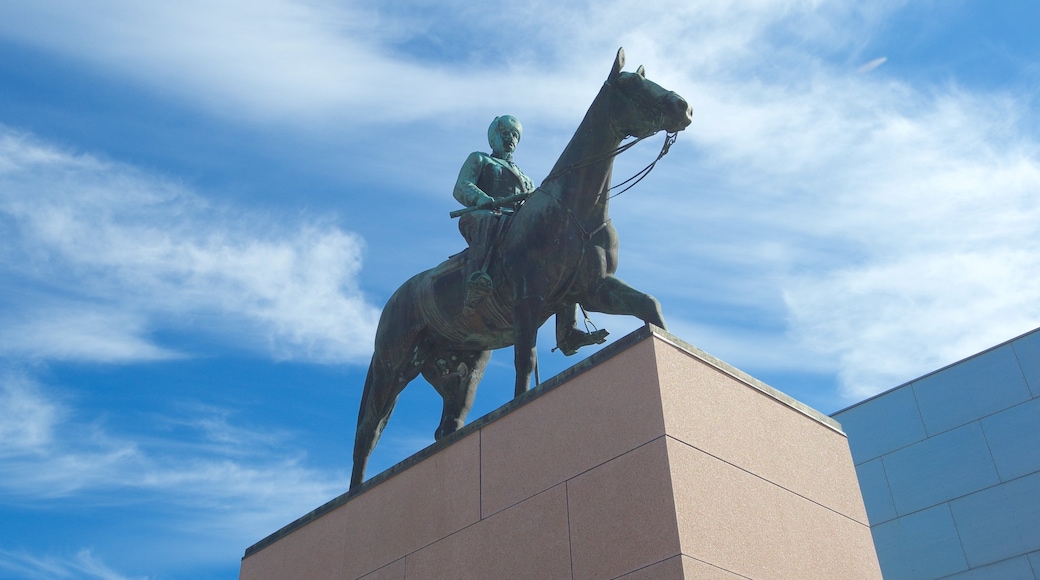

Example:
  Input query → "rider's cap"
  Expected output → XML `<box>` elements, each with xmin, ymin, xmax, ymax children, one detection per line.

<box><xmin>488</xmin><ymin>115</ymin><xmax>523</xmax><ymax>148</ymax></box>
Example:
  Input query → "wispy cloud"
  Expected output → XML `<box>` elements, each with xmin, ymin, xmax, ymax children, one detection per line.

<box><xmin>0</xmin><ymin>548</ymin><xmax>146</xmax><ymax>580</ymax></box>
<box><xmin>857</xmin><ymin>56</ymin><xmax>887</xmax><ymax>73</ymax></box>
<box><xmin>0</xmin><ymin>372</ymin><xmax>348</xmax><ymax>553</ymax></box>
<box><xmin>0</xmin><ymin>308</ymin><xmax>178</xmax><ymax>363</ymax></box>
<box><xmin>0</xmin><ymin>127</ymin><xmax>380</xmax><ymax>364</ymax></box>
<box><xmin>0</xmin><ymin>0</ymin><xmax>890</xmax><ymax>127</ymax></box>
<box><xmin>0</xmin><ymin>0</ymin><xmax>590</xmax><ymax>125</ymax></box>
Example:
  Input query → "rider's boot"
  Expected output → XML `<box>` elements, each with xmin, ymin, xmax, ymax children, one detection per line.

<box><xmin>460</xmin><ymin>213</ymin><xmax>506</xmax><ymax>316</ymax></box>
<box><xmin>557</xmin><ymin>327</ymin><xmax>610</xmax><ymax>356</ymax></box>
<box><xmin>463</xmin><ymin>270</ymin><xmax>493</xmax><ymax>315</ymax></box>
<box><xmin>462</xmin><ymin>220</ymin><xmax>495</xmax><ymax>315</ymax></box>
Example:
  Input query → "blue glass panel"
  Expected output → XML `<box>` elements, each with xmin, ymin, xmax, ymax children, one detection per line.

<box><xmin>982</xmin><ymin>398</ymin><xmax>1040</xmax><ymax>482</ymax></box>
<box><xmin>855</xmin><ymin>457</ymin><xmax>897</xmax><ymax>524</ymax></box>
<box><xmin>1013</xmin><ymin>330</ymin><xmax>1040</xmax><ymax>398</ymax></box>
<box><xmin>870</xmin><ymin>504</ymin><xmax>968</xmax><ymax>580</ymax></box>
<box><xmin>913</xmin><ymin>345</ymin><xmax>1031</xmax><ymax>435</ymax></box>
<box><xmin>883</xmin><ymin>422</ymin><xmax>999</xmax><ymax>515</ymax></box>
<box><xmin>941</xmin><ymin>555</ymin><xmax>1034</xmax><ymax>580</ymax></box>
<box><xmin>950</xmin><ymin>471</ymin><xmax>1040</xmax><ymax>568</ymax></box>
<box><xmin>833</xmin><ymin>386</ymin><xmax>926</xmax><ymax>462</ymax></box>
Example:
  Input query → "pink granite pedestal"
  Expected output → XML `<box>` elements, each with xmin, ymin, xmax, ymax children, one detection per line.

<box><xmin>240</xmin><ymin>325</ymin><xmax>882</xmax><ymax>580</ymax></box>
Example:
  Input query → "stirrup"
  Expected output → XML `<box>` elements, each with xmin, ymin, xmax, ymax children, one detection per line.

<box><xmin>463</xmin><ymin>272</ymin><xmax>493</xmax><ymax>315</ymax></box>
<box><xmin>558</xmin><ymin>328</ymin><xmax>609</xmax><ymax>356</ymax></box>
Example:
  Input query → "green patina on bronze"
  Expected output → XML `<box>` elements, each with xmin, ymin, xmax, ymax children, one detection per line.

<box><xmin>351</xmin><ymin>48</ymin><xmax>693</xmax><ymax>489</ymax></box>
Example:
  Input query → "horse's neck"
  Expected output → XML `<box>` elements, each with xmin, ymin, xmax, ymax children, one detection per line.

<box><xmin>545</xmin><ymin>86</ymin><xmax>622</xmax><ymax>221</ymax></box>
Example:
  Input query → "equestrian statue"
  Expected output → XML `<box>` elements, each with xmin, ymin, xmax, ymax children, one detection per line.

<box><xmin>351</xmin><ymin>48</ymin><xmax>692</xmax><ymax>489</ymax></box>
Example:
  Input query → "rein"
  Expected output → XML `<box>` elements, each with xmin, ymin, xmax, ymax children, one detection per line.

<box><xmin>542</xmin><ymin>134</ymin><xmax>647</xmax><ymax>182</ymax></box>
<box><xmin>542</xmin><ymin>130</ymin><xmax>677</xmax><ymax>191</ymax></box>
<box><xmin>608</xmin><ymin>131</ymin><xmax>677</xmax><ymax>199</ymax></box>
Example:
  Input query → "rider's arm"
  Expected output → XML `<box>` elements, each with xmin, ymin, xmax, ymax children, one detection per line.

<box><xmin>453</xmin><ymin>152</ymin><xmax>495</xmax><ymax>208</ymax></box>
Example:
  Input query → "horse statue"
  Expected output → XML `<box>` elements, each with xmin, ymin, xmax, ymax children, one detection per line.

<box><xmin>351</xmin><ymin>48</ymin><xmax>692</xmax><ymax>489</ymax></box>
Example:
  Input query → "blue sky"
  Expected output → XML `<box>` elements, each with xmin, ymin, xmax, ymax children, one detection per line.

<box><xmin>2</xmin><ymin>1</ymin><xmax>1039</xmax><ymax>578</ymax></box>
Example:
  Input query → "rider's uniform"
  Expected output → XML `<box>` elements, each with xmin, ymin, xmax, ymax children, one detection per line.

<box><xmin>454</xmin><ymin>151</ymin><xmax>534</xmax><ymax>245</ymax></box>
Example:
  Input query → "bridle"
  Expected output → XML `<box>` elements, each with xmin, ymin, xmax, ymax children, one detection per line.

<box><xmin>608</xmin><ymin>130</ymin><xmax>676</xmax><ymax>199</ymax></box>
<box><xmin>541</xmin><ymin>77</ymin><xmax>678</xmax><ymax>199</ymax></box>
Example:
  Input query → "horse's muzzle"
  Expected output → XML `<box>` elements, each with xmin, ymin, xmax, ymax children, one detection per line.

<box><xmin>665</xmin><ymin>93</ymin><xmax>693</xmax><ymax>132</ymax></box>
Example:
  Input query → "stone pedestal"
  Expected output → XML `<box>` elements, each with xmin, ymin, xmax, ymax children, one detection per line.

<box><xmin>240</xmin><ymin>325</ymin><xmax>882</xmax><ymax>580</ymax></box>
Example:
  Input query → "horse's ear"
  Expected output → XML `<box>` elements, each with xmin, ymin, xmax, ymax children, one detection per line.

<box><xmin>609</xmin><ymin>47</ymin><xmax>625</xmax><ymax>82</ymax></box>
<box><xmin>636</xmin><ymin>65</ymin><xmax>645</xmax><ymax>78</ymax></box>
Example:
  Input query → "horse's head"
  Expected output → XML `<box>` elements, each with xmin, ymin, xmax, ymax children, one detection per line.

<box><xmin>605</xmin><ymin>48</ymin><xmax>693</xmax><ymax>139</ymax></box>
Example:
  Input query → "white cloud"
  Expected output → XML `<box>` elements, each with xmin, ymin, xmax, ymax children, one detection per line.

<box><xmin>763</xmin><ymin>88</ymin><xmax>1040</xmax><ymax>398</ymax></box>
<box><xmin>0</xmin><ymin>127</ymin><xmax>380</xmax><ymax>364</ymax></box>
<box><xmin>786</xmin><ymin>248</ymin><xmax>1040</xmax><ymax>399</ymax></box>
<box><xmin>0</xmin><ymin>371</ymin><xmax>61</xmax><ymax>456</ymax></box>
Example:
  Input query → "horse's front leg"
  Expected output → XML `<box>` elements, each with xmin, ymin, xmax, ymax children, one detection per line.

<box><xmin>513</xmin><ymin>291</ymin><xmax>545</xmax><ymax>398</ymax></box>
<box><xmin>586</xmin><ymin>275</ymin><xmax>666</xmax><ymax>329</ymax></box>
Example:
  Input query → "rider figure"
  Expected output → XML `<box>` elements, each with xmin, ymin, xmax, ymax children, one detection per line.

<box><xmin>454</xmin><ymin>115</ymin><xmax>609</xmax><ymax>355</ymax></box>
<box><xmin>454</xmin><ymin>115</ymin><xmax>534</xmax><ymax>314</ymax></box>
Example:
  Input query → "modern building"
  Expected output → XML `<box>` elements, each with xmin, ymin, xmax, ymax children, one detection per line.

<box><xmin>834</xmin><ymin>327</ymin><xmax>1040</xmax><ymax>579</ymax></box>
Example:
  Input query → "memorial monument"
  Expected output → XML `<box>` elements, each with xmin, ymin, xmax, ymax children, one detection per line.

<box><xmin>240</xmin><ymin>49</ymin><xmax>882</xmax><ymax>580</ymax></box>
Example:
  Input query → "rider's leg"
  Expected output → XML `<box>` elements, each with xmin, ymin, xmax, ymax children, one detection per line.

<box><xmin>555</xmin><ymin>303</ymin><xmax>609</xmax><ymax>356</ymax></box>
<box><xmin>459</xmin><ymin>213</ymin><xmax>499</xmax><ymax>314</ymax></box>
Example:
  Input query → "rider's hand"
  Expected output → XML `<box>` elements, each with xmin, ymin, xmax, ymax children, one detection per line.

<box><xmin>476</xmin><ymin>193</ymin><xmax>495</xmax><ymax>209</ymax></box>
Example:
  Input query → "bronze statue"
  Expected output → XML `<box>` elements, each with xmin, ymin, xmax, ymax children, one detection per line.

<box><xmin>351</xmin><ymin>48</ymin><xmax>692</xmax><ymax>489</ymax></box>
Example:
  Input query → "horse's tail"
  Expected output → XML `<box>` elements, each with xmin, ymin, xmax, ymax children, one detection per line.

<box><xmin>350</xmin><ymin>354</ymin><xmax>381</xmax><ymax>489</ymax></box>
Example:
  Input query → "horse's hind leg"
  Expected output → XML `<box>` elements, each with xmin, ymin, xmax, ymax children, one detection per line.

<box><xmin>351</xmin><ymin>351</ymin><xmax>423</xmax><ymax>489</ymax></box>
<box><xmin>584</xmin><ymin>276</ymin><xmax>666</xmax><ymax>329</ymax></box>
<box><xmin>421</xmin><ymin>348</ymin><xmax>491</xmax><ymax>440</ymax></box>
